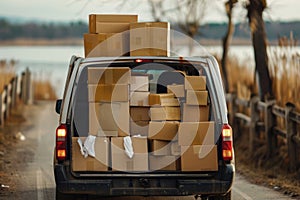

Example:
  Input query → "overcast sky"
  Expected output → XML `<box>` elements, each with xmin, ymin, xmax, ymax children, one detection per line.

<box><xmin>0</xmin><ymin>0</ymin><xmax>300</xmax><ymax>23</ymax></box>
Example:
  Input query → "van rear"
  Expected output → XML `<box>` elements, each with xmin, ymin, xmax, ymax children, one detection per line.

<box><xmin>54</xmin><ymin>56</ymin><xmax>234</xmax><ymax>199</ymax></box>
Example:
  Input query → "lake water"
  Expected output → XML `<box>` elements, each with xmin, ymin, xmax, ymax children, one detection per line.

<box><xmin>0</xmin><ymin>45</ymin><xmax>299</xmax><ymax>97</ymax></box>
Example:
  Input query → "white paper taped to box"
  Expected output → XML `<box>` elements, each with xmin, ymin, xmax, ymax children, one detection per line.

<box><xmin>123</xmin><ymin>136</ymin><xmax>134</xmax><ymax>159</ymax></box>
<box><xmin>77</xmin><ymin>135</ymin><xmax>96</xmax><ymax>158</ymax></box>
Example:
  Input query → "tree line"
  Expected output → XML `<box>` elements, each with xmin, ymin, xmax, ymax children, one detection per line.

<box><xmin>0</xmin><ymin>18</ymin><xmax>298</xmax><ymax>42</ymax></box>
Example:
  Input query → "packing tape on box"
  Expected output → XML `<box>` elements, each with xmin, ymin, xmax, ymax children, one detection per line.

<box><xmin>77</xmin><ymin>135</ymin><xmax>96</xmax><ymax>158</ymax></box>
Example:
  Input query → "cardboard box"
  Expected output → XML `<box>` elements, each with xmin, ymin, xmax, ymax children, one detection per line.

<box><xmin>182</xmin><ymin>103</ymin><xmax>209</xmax><ymax>122</ymax></box>
<box><xmin>72</xmin><ymin>137</ymin><xmax>109</xmax><ymax>171</ymax></box>
<box><xmin>89</xmin><ymin>14</ymin><xmax>138</xmax><ymax>33</ymax></box>
<box><xmin>148</xmin><ymin>93</ymin><xmax>179</xmax><ymax>106</ymax></box>
<box><xmin>150</xmin><ymin>106</ymin><xmax>180</xmax><ymax>121</ymax></box>
<box><xmin>186</xmin><ymin>90</ymin><xmax>208</xmax><ymax>106</ymax></box>
<box><xmin>171</xmin><ymin>142</ymin><xmax>181</xmax><ymax>156</ymax></box>
<box><xmin>130</xmin><ymin>91</ymin><xmax>150</xmax><ymax>106</ymax></box>
<box><xmin>130</xmin><ymin>107</ymin><xmax>150</xmax><ymax>121</ymax></box>
<box><xmin>148</xmin><ymin>121</ymin><xmax>179</xmax><ymax>141</ymax></box>
<box><xmin>150</xmin><ymin>140</ymin><xmax>171</xmax><ymax>156</ymax></box>
<box><xmin>130</xmin><ymin>75</ymin><xmax>149</xmax><ymax>92</ymax></box>
<box><xmin>95</xmin><ymin>22</ymin><xmax>129</xmax><ymax>34</ymax></box>
<box><xmin>111</xmin><ymin>137</ymin><xmax>148</xmax><ymax>171</ymax></box>
<box><xmin>149</xmin><ymin>155</ymin><xmax>179</xmax><ymax>171</ymax></box>
<box><xmin>89</xmin><ymin>102</ymin><xmax>129</xmax><ymax>137</ymax></box>
<box><xmin>130</xmin><ymin>22</ymin><xmax>170</xmax><ymax>56</ymax></box>
<box><xmin>178</xmin><ymin>122</ymin><xmax>215</xmax><ymax>146</ymax></box>
<box><xmin>88</xmin><ymin>84</ymin><xmax>129</xmax><ymax>102</ymax></box>
<box><xmin>88</xmin><ymin>67</ymin><xmax>130</xmax><ymax>85</ymax></box>
<box><xmin>181</xmin><ymin>145</ymin><xmax>218</xmax><ymax>171</ymax></box>
<box><xmin>167</xmin><ymin>84</ymin><xmax>185</xmax><ymax>98</ymax></box>
<box><xmin>130</xmin><ymin>121</ymin><xmax>149</xmax><ymax>136</ymax></box>
<box><xmin>84</xmin><ymin>33</ymin><xmax>129</xmax><ymax>57</ymax></box>
<box><xmin>185</xmin><ymin>76</ymin><xmax>206</xmax><ymax>91</ymax></box>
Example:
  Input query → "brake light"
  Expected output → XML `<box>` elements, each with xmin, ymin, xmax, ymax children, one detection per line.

<box><xmin>135</xmin><ymin>59</ymin><xmax>153</xmax><ymax>63</ymax></box>
<box><xmin>56</xmin><ymin>124</ymin><xmax>67</xmax><ymax>162</ymax></box>
<box><xmin>222</xmin><ymin>124</ymin><xmax>233</xmax><ymax>161</ymax></box>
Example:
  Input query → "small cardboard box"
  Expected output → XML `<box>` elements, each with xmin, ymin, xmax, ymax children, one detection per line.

<box><xmin>89</xmin><ymin>102</ymin><xmax>129</xmax><ymax>137</ymax></box>
<box><xmin>148</xmin><ymin>121</ymin><xmax>179</xmax><ymax>141</ymax></box>
<box><xmin>130</xmin><ymin>91</ymin><xmax>150</xmax><ymax>106</ymax></box>
<box><xmin>178</xmin><ymin>122</ymin><xmax>215</xmax><ymax>146</ymax></box>
<box><xmin>167</xmin><ymin>84</ymin><xmax>185</xmax><ymax>98</ymax></box>
<box><xmin>130</xmin><ymin>120</ymin><xmax>149</xmax><ymax>136</ymax></box>
<box><xmin>148</xmin><ymin>93</ymin><xmax>179</xmax><ymax>106</ymax></box>
<box><xmin>170</xmin><ymin>142</ymin><xmax>181</xmax><ymax>156</ymax></box>
<box><xmin>182</xmin><ymin>103</ymin><xmax>209</xmax><ymax>122</ymax></box>
<box><xmin>88</xmin><ymin>67</ymin><xmax>130</xmax><ymax>85</ymax></box>
<box><xmin>185</xmin><ymin>76</ymin><xmax>206</xmax><ymax>91</ymax></box>
<box><xmin>149</xmin><ymin>155</ymin><xmax>179</xmax><ymax>171</ymax></box>
<box><xmin>181</xmin><ymin>145</ymin><xmax>218</xmax><ymax>171</ymax></box>
<box><xmin>186</xmin><ymin>90</ymin><xmax>208</xmax><ymax>106</ymax></box>
<box><xmin>150</xmin><ymin>106</ymin><xmax>180</xmax><ymax>121</ymax></box>
<box><xmin>84</xmin><ymin>33</ymin><xmax>129</xmax><ymax>57</ymax></box>
<box><xmin>130</xmin><ymin>75</ymin><xmax>149</xmax><ymax>92</ymax></box>
<box><xmin>130</xmin><ymin>107</ymin><xmax>150</xmax><ymax>121</ymax></box>
<box><xmin>89</xmin><ymin>14</ymin><xmax>138</xmax><ymax>33</ymax></box>
<box><xmin>130</xmin><ymin>22</ymin><xmax>170</xmax><ymax>57</ymax></box>
<box><xmin>111</xmin><ymin>137</ymin><xmax>148</xmax><ymax>171</ymax></box>
<box><xmin>72</xmin><ymin>137</ymin><xmax>109</xmax><ymax>171</ymax></box>
<box><xmin>88</xmin><ymin>84</ymin><xmax>129</xmax><ymax>102</ymax></box>
<box><xmin>150</xmin><ymin>140</ymin><xmax>171</xmax><ymax>156</ymax></box>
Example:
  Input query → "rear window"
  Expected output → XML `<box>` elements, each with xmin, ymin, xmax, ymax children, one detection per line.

<box><xmin>70</xmin><ymin>61</ymin><xmax>219</xmax><ymax>173</ymax></box>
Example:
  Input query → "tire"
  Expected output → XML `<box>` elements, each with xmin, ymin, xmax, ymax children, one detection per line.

<box><xmin>207</xmin><ymin>191</ymin><xmax>231</xmax><ymax>200</ymax></box>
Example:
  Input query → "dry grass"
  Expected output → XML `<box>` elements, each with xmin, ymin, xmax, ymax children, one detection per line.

<box><xmin>33</xmin><ymin>80</ymin><xmax>57</xmax><ymax>100</ymax></box>
<box><xmin>0</xmin><ymin>60</ymin><xmax>16</xmax><ymax>93</ymax></box>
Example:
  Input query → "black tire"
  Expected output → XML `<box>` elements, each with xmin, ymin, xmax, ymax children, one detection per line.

<box><xmin>207</xmin><ymin>191</ymin><xmax>231</xmax><ymax>200</ymax></box>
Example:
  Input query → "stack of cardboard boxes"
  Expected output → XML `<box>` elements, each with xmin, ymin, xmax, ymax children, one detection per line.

<box><xmin>178</xmin><ymin>76</ymin><xmax>218</xmax><ymax>171</ymax></box>
<box><xmin>84</xmin><ymin>14</ymin><xmax>170</xmax><ymax>57</ymax></box>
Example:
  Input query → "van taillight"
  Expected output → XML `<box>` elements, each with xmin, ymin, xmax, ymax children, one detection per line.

<box><xmin>56</xmin><ymin>124</ymin><xmax>67</xmax><ymax>162</ymax></box>
<box><xmin>222</xmin><ymin>124</ymin><xmax>233</xmax><ymax>161</ymax></box>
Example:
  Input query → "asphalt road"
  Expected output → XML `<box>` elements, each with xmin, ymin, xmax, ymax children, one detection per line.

<box><xmin>1</xmin><ymin>101</ymin><xmax>293</xmax><ymax>200</ymax></box>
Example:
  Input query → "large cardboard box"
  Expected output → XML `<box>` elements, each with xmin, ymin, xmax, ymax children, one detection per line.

<box><xmin>130</xmin><ymin>91</ymin><xmax>150</xmax><ymax>106</ymax></box>
<box><xmin>185</xmin><ymin>76</ymin><xmax>206</xmax><ymax>91</ymax></box>
<box><xmin>178</xmin><ymin>122</ymin><xmax>215</xmax><ymax>146</ymax></box>
<box><xmin>130</xmin><ymin>121</ymin><xmax>149</xmax><ymax>136</ymax></box>
<box><xmin>181</xmin><ymin>145</ymin><xmax>218</xmax><ymax>171</ymax></box>
<box><xmin>130</xmin><ymin>22</ymin><xmax>170</xmax><ymax>56</ymax></box>
<box><xmin>149</xmin><ymin>155</ymin><xmax>179</xmax><ymax>171</ymax></box>
<box><xmin>89</xmin><ymin>102</ymin><xmax>129</xmax><ymax>137</ymax></box>
<box><xmin>186</xmin><ymin>90</ymin><xmax>208</xmax><ymax>106</ymax></box>
<box><xmin>95</xmin><ymin>22</ymin><xmax>129</xmax><ymax>33</ymax></box>
<box><xmin>130</xmin><ymin>107</ymin><xmax>150</xmax><ymax>121</ymax></box>
<box><xmin>148</xmin><ymin>121</ymin><xmax>179</xmax><ymax>141</ymax></box>
<box><xmin>88</xmin><ymin>67</ymin><xmax>130</xmax><ymax>85</ymax></box>
<box><xmin>111</xmin><ymin>137</ymin><xmax>148</xmax><ymax>171</ymax></box>
<box><xmin>150</xmin><ymin>140</ymin><xmax>171</xmax><ymax>156</ymax></box>
<box><xmin>150</xmin><ymin>106</ymin><xmax>180</xmax><ymax>121</ymax></box>
<box><xmin>167</xmin><ymin>84</ymin><xmax>185</xmax><ymax>98</ymax></box>
<box><xmin>84</xmin><ymin>33</ymin><xmax>129</xmax><ymax>57</ymax></box>
<box><xmin>130</xmin><ymin>75</ymin><xmax>149</xmax><ymax>92</ymax></box>
<box><xmin>182</xmin><ymin>103</ymin><xmax>209</xmax><ymax>122</ymax></box>
<box><xmin>72</xmin><ymin>137</ymin><xmax>109</xmax><ymax>171</ymax></box>
<box><xmin>88</xmin><ymin>84</ymin><xmax>129</xmax><ymax>102</ymax></box>
<box><xmin>89</xmin><ymin>14</ymin><xmax>138</xmax><ymax>33</ymax></box>
<box><xmin>148</xmin><ymin>93</ymin><xmax>179</xmax><ymax>106</ymax></box>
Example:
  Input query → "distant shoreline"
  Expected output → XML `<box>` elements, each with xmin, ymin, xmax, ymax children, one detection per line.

<box><xmin>0</xmin><ymin>38</ymin><xmax>294</xmax><ymax>46</ymax></box>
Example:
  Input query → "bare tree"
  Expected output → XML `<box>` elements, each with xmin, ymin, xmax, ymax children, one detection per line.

<box><xmin>246</xmin><ymin>0</ymin><xmax>273</xmax><ymax>101</ymax></box>
<box><xmin>221</xmin><ymin>0</ymin><xmax>237</xmax><ymax>93</ymax></box>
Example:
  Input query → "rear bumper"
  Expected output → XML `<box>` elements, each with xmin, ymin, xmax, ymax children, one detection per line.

<box><xmin>54</xmin><ymin>164</ymin><xmax>234</xmax><ymax>196</ymax></box>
